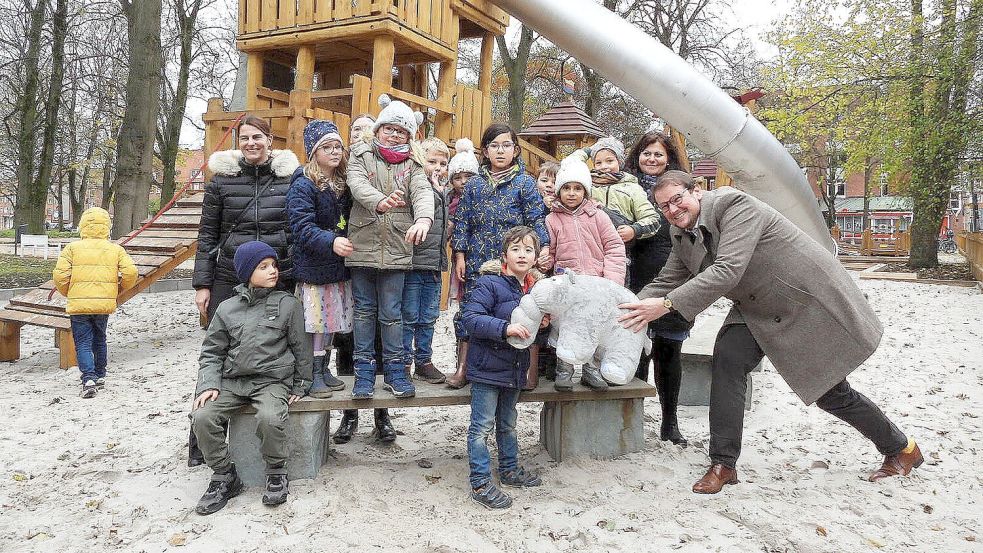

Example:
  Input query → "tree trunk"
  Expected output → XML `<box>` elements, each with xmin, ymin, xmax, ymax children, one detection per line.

<box><xmin>13</xmin><ymin>0</ymin><xmax>47</xmax><ymax>233</ymax></box>
<box><xmin>862</xmin><ymin>156</ymin><xmax>872</xmax><ymax>231</ymax></box>
<box><xmin>100</xmin><ymin>145</ymin><xmax>116</xmax><ymax>210</ymax></box>
<box><xmin>34</xmin><ymin>0</ymin><xmax>69</xmax><ymax>232</ymax></box>
<box><xmin>496</xmin><ymin>25</ymin><xmax>535</xmax><ymax>130</ymax></box>
<box><xmin>159</xmin><ymin>0</ymin><xmax>201</xmax><ymax>206</ymax></box>
<box><xmin>111</xmin><ymin>0</ymin><xmax>164</xmax><ymax>238</ymax></box>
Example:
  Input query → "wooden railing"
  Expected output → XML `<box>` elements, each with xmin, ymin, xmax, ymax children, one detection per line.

<box><xmin>860</xmin><ymin>229</ymin><xmax>911</xmax><ymax>256</ymax></box>
<box><xmin>518</xmin><ymin>138</ymin><xmax>557</xmax><ymax>176</ymax></box>
<box><xmin>956</xmin><ymin>231</ymin><xmax>983</xmax><ymax>281</ymax></box>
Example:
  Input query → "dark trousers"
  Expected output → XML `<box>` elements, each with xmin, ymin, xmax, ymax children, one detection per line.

<box><xmin>709</xmin><ymin>324</ymin><xmax>908</xmax><ymax>468</ymax></box>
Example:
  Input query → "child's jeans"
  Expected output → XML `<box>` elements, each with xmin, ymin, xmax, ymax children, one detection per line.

<box><xmin>350</xmin><ymin>268</ymin><xmax>405</xmax><ymax>373</ymax></box>
<box><xmin>70</xmin><ymin>314</ymin><xmax>109</xmax><ymax>383</ymax></box>
<box><xmin>467</xmin><ymin>381</ymin><xmax>520</xmax><ymax>489</ymax></box>
<box><xmin>401</xmin><ymin>270</ymin><xmax>441</xmax><ymax>366</ymax></box>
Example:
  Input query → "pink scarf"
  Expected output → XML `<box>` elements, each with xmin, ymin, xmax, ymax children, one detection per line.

<box><xmin>375</xmin><ymin>142</ymin><xmax>411</xmax><ymax>164</ymax></box>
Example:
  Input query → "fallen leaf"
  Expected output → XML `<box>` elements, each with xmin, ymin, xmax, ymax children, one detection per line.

<box><xmin>424</xmin><ymin>474</ymin><xmax>441</xmax><ymax>484</ymax></box>
<box><xmin>816</xmin><ymin>526</ymin><xmax>828</xmax><ymax>536</ymax></box>
<box><xmin>966</xmin><ymin>536</ymin><xmax>977</xmax><ymax>542</ymax></box>
<box><xmin>417</xmin><ymin>458</ymin><xmax>433</xmax><ymax>469</ymax></box>
<box><xmin>811</xmin><ymin>460</ymin><xmax>829</xmax><ymax>470</ymax></box>
<box><xmin>85</xmin><ymin>499</ymin><xmax>102</xmax><ymax>510</ymax></box>
<box><xmin>168</xmin><ymin>533</ymin><xmax>187</xmax><ymax>546</ymax></box>
<box><xmin>12</xmin><ymin>472</ymin><xmax>28</xmax><ymax>482</ymax></box>
<box><xmin>866</xmin><ymin>537</ymin><xmax>886</xmax><ymax>548</ymax></box>
<box><xmin>922</xmin><ymin>504</ymin><xmax>933</xmax><ymax>514</ymax></box>
<box><xmin>105</xmin><ymin>443</ymin><xmax>117</xmax><ymax>450</ymax></box>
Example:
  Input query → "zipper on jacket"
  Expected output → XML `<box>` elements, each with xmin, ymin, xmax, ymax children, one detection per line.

<box><xmin>254</xmin><ymin>171</ymin><xmax>260</xmax><ymax>241</ymax></box>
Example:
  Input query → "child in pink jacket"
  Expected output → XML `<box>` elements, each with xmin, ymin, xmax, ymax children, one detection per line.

<box><xmin>539</xmin><ymin>155</ymin><xmax>626</xmax><ymax>286</ymax></box>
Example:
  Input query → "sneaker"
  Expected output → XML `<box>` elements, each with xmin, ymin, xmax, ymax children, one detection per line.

<box><xmin>500</xmin><ymin>466</ymin><xmax>542</xmax><ymax>488</ymax></box>
<box><xmin>383</xmin><ymin>368</ymin><xmax>416</xmax><ymax>398</ymax></box>
<box><xmin>413</xmin><ymin>361</ymin><xmax>447</xmax><ymax>384</ymax></box>
<box><xmin>95</xmin><ymin>377</ymin><xmax>106</xmax><ymax>388</ymax></box>
<box><xmin>352</xmin><ymin>376</ymin><xmax>375</xmax><ymax>399</ymax></box>
<box><xmin>262</xmin><ymin>473</ymin><xmax>289</xmax><ymax>506</ymax></box>
<box><xmin>195</xmin><ymin>466</ymin><xmax>244</xmax><ymax>515</ymax></box>
<box><xmin>80</xmin><ymin>380</ymin><xmax>97</xmax><ymax>399</ymax></box>
<box><xmin>471</xmin><ymin>483</ymin><xmax>512</xmax><ymax>510</ymax></box>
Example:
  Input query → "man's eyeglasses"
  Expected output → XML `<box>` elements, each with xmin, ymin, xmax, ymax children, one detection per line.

<box><xmin>380</xmin><ymin>125</ymin><xmax>408</xmax><ymax>138</ymax></box>
<box><xmin>657</xmin><ymin>192</ymin><xmax>687</xmax><ymax>212</ymax></box>
<box><xmin>487</xmin><ymin>142</ymin><xmax>515</xmax><ymax>151</ymax></box>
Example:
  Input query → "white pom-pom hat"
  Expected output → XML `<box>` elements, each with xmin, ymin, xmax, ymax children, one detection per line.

<box><xmin>555</xmin><ymin>154</ymin><xmax>593</xmax><ymax>195</ymax></box>
<box><xmin>373</xmin><ymin>94</ymin><xmax>425</xmax><ymax>138</ymax></box>
<box><xmin>448</xmin><ymin>138</ymin><xmax>480</xmax><ymax>179</ymax></box>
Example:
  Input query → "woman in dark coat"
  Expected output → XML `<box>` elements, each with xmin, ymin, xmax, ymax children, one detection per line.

<box><xmin>193</xmin><ymin>115</ymin><xmax>300</xmax><ymax>325</ymax></box>
<box><xmin>624</xmin><ymin>130</ymin><xmax>691</xmax><ymax>445</ymax></box>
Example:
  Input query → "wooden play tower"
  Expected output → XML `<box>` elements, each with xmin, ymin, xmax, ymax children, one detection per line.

<box><xmin>204</xmin><ymin>0</ymin><xmax>513</xmax><ymax>162</ymax></box>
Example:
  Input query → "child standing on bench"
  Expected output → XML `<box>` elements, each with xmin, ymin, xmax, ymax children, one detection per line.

<box><xmin>537</xmin><ymin>154</ymin><xmax>626</xmax><ymax>392</ymax></box>
<box><xmin>461</xmin><ymin>226</ymin><xmax>548</xmax><ymax>510</ymax></box>
<box><xmin>445</xmin><ymin>138</ymin><xmax>479</xmax><ymax>307</ymax></box>
<box><xmin>402</xmin><ymin>137</ymin><xmax>451</xmax><ymax>384</ymax></box>
<box><xmin>52</xmin><ymin>207</ymin><xmax>138</xmax><ymax>399</ymax></box>
<box><xmin>190</xmin><ymin>241</ymin><xmax>312</xmax><ymax>515</ymax></box>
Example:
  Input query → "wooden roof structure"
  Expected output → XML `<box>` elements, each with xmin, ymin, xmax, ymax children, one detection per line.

<box><xmin>518</xmin><ymin>101</ymin><xmax>606</xmax><ymax>157</ymax></box>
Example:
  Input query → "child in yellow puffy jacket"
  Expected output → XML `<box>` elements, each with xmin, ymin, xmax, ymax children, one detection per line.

<box><xmin>53</xmin><ymin>207</ymin><xmax>138</xmax><ymax>398</ymax></box>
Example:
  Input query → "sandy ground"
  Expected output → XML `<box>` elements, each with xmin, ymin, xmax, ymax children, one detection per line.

<box><xmin>1</xmin><ymin>274</ymin><xmax>981</xmax><ymax>552</ymax></box>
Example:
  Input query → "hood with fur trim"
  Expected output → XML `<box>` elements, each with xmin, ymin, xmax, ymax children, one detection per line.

<box><xmin>207</xmin><ymin>149</ymin><xmax>300</xmax><ymax>178</ymax></box>
<box><xmin>478</xmin><ymin>258</ymin><xmax>545</xmax><ymax>282</ymax></box>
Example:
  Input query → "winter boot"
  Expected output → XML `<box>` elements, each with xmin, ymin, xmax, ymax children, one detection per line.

<box><xmin>656</xmin><ymin>354</ymin><xmax>687</xmax><ymax>446</ymax></box>
<box><xmin>580</xmin><ymin>364</ymin><xmax>609</xmax><ymax>390</ymax></box>
<box><xmin>262</xmin><ymin>470</ymin><xmax>289</xmax><ymax>506</ymax></box>
<box><xmin>372</xmin><ymin>408</ymin><xmax>397</xmax><ymax>443</ymax></box>
<box><xmin>383</xmin><ymin>363</ymin><xmax>416</xmax><ymax>398</ymax></box>
<box><xmin>446</xmin><ymin>340</ymin><xmax>469</xmax><ymax>389</ymax></box>
<box><xmin>352</xmin><ymin>360</ymin><xmax>377</xmax><ymax>399</ymax></box>
<box><xmin>308</xmin><ymin>355</ymin><xmax>333</xmax><ymax>398</ymax></box>
<box><xmin>320</xmin><ymin>350</ymin><xmax>346</xmax><ymax>391</ymax></box>
<box><xmin>333</xmin><ymin>410</ymin><xmax>358</xmax><ymax>444</ymax></box>
<box><xmin>413</xmin><ymin>361</ymin><xmax>447</xmax><ymax>384</ymax></box>
<box><xmin>553</xmin><ymin>360</ymin><xmax>574</xmax><ymax>392</ymax></box>
<box><xmin>195</xmin><ymin>465</ymin><xmax>244</xmax><ymax>515</ymax></box>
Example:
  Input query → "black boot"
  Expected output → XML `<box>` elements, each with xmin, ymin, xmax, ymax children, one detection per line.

<box><xmin>655</xmin><ymin>340</ymin><xmax>687</xmax><ymax>446</ymax></box>
<box><xmin>554</xmin><ymin>360</ymin><xmax>574</xmax><ymax>392</ymax></box>
<box><xmin>321</xmin><ymin>350</ymin><xmax>346</xmax><ymax>390</ymax></box>
<box><xmin>195</xmin><ymin>465</ymin><xmax>244</xmax><ymax>515</ymax></box>
<box><xmin>333</xmin><ymin>410</ymin><xmax>358</xmax><ymax>444</ymax></box>
<box><xmin>373</xmin><ymin>408</ymin><xmax>397</xmax><ymax>443</ymax></box>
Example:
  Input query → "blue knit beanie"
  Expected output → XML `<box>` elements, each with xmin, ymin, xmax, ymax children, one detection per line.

<box><xmin>303</xmin><ymin>120</ymin><xmax>343</xmax><ymax>158</ymax></box>
<box><xmin>233</xmin><ymin>241</ymin><xmax>277</xmax><ymax>284</ymax></box>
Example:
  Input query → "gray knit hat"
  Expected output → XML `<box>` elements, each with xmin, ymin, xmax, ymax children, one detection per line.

<box><xmin>590</xmin><ymin>136</ymin><xmax>626</xmax><ymax>166</ymax></box>
<box><xmin>372</xmin><ymin>94</ymin><xmax>424</xmax><ymax>138</ymax></box>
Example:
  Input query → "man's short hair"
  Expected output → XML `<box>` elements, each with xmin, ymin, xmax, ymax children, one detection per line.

<box><xmin>501</xmin><ymin>225</ymin><xmax>541</xmax><ymax>256</ymax></box>
<box><xmin>649</xmin><ymin>170</ymin><xmax>696</xmax><ymax>195</ymax></box>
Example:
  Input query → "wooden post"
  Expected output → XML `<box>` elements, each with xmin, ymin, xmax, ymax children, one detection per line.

<box><xmin>288</xmin><ymin>89</ymin><xmax>312</xmax><ymax>162</ymax></box>
<box><xmin>56</xmin><ymin>329</ymin><xmax>76</xmax><ymax>370</ymax></box>
<box><xmin>435</xmin><ymin>61</ymin><xmax>457</xmax><ymax>140</ymax></box>
<box><xmin>246</xmin><ymin>52</ymin><xmax>265</xmax><ymax>110</ymax></box>
<box><xmin>351</xmin><ymin>74</ymin><xmax>372</xmax><ymax>118</ymax></box>
<box><xmin>295</xmin><ymin>45</ymin><xmax>316</xmax><ymax>91</ymax></box>
<box><xmin>667</xmin><ymin>125</ymin><xmax>691</xmax><ymax>172</ymax></box>
<box><xmin>370</xmin><ymin>35</ymin><xmax>395</xmax><ymax>117</ymax></box>
<box><xmin>0</xmin><ymin>321</ymin><xmax>21</xmax><ymax>362</ymax></box>
<box><xmin>478</xmin><ymin>32</ymin><xmax>495</xmax><ymax>97</ymax></box>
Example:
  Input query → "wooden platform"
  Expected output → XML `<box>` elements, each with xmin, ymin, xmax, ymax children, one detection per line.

<box><xmin>0</xmin><ymin>193</ymin><xmax>204</xmax><ymax>369</ymax></box>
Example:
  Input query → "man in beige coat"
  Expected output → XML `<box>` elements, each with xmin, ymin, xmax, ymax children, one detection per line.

<box><xmin>619</xmin><ymin>171</ymin><xmax>923</xmax><ymax>494</ymax></box>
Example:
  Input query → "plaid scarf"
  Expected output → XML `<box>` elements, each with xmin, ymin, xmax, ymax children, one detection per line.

<box><xmin>481</xmin><ymin>163</ymin><xmax>521</xmax><ymax>189</ymax></box>
<box><xmin>591</xmin><ymin>170</ymin><xmax>625</xmax><ymax>187</ymax></box>
<box><xmin>639</xmin><ymin>174</ymin><xmax>660</xmax><ymax>192</ymax></box>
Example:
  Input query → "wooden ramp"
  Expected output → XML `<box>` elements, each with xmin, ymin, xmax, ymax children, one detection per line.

<box><xmin>0</xmin><ymin>193</ymin><xmax>203</xmax><ymax>368</ymax></box>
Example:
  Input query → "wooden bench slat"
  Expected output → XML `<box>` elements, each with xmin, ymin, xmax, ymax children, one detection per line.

<box><xmin>273</xmin><ymin>376</ymin><xmax>658</xmax><ymax>413</ymax></box>
<box><xmin>3</xmin><ymin>304</ymin><xmax>67</xmax><ymax>318</ymax></box>
<box><xmin>8</xmin><ymin>289</ymin><xmax>67</xmax><ymax>310</ymax></box>
<box><xmin>0</xmin><ymin>309</ymin><xmax>71</xmax><ymax>329</ymax></box>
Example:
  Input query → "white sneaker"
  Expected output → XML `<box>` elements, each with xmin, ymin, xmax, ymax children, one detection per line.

<box><xmin>95</xmin><ymin>377</ymin><xmax>106</xmax><ymax>387</ymax></box>
<box><xmin>80</xmin><ymin>380</ymin><xmax>97</xmax><ymax>399</ymax></box>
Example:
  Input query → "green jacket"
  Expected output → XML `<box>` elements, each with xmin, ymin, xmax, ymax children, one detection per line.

<box><xmin>195</xmin><ymin>285</ymin><xmax>313</xmax><ymax>397</ymax></box>
<box><xmin>568</xmin><ymin>148</ymin><xmax>659</xmax><ymax>240</ymax></box>
<box><xmin>346</xmin><ymin>140</ymin><xmax>435</xmax><ymax>269</ymax></box>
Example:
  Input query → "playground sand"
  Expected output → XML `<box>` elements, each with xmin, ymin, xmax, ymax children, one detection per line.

<box><xmin>1</xmin><ymin>276</ymin><xmax>981</xmax><ymax>552</ymax></box>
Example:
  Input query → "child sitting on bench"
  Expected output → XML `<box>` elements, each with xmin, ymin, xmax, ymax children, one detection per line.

<box><xmin>190</xmin><ymin>241</ymin><xmax>312</xmax><ymax>515</ymax></box>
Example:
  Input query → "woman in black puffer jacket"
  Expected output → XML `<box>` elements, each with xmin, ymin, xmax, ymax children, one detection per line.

<box><xmin>193</xmin><ymin>115</ymin><xmax>300</xmax><ymax>324</ymax></box>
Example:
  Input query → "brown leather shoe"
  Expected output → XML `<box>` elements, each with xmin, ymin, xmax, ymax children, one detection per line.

<box><xmin>413</xmin><ymin>361</ymin><xmax>447</xmax><ymax>384</ymax></box>
<box><xmin>692</xmin><ymin>464</ymin><xmax>739</xmax><ymax>494</ymax></box>
<box><xmin>868</xmin><ymin>441</ymin><xmax>923</xmax><ymax>482</ymax></box>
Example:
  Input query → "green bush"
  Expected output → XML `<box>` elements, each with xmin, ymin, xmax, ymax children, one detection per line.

<box><xmin>0</xmin><ymin>229</ymin><xmax>79</xmax><ymax>239</ymax></box>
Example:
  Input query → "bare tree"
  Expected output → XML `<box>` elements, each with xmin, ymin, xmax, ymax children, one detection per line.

<box><xmin>33</xmin><ymin>0</ymin><xmax>68</xmax><ymax>229</ymax></box>
<box><xmin>111</xmin><ymin>0</ymin><xmax>163</xmax><ymax>238</ymax></box>
<box><xmin>496</xmin><ymin>25</ymin><xmax>536</xmax><ymax>130</ymax></box>
<box><xmin>12</xmin><ymin>0</ymin><xmax>46</xmax><ymax>233</ymax></box>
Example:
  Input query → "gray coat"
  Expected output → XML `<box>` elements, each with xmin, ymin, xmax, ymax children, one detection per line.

<box><xmin>638</xmin><ymin>187</ymin><xmax>882</xmax><ymax>405</ymax></box>
<box><xmin>196</xmin><ymin>285</ymin><xmax>313</xmax><ymax>397</ymax></box>
<box><xmin>345</xmin><ymin>141</ymin><xmax>435</xmax><ymax>270</ymax></box>
<box><xmin>412</xmin><ymin>187</ymin><xmax>449</xmax><ymax>272</ymax></box>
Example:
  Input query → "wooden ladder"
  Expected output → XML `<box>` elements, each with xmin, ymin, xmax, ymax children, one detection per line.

<box><xmin>0</xmin><ymin>193</ymin><xmax>204</xmax><ymax>369</ymax></box>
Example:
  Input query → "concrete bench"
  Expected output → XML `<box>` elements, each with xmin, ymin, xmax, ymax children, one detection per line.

<box><xmin>680</xmin><ymin>312</ymin><xmax>758</xmax><ymax>408</ymax></box>
<box><xmin>228</xmin><ymin>376</ymin><xmax>657</xmax><ymax>486</ymax></box>
<box><xmin>18</xmin><ymin>234</ymin><xmax>59</xmax><ymax>259</ymax></box>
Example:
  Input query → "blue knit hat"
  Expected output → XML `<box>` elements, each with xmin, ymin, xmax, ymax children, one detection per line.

<box><xmin>303</xmin><ymin>120</ymin><xmax>343</xmax><ymax>158</ymax></box>
<box><xmin>233</xmin><ymin>241</ymin><xmax>277</xmax><ymax>284</ymax></box>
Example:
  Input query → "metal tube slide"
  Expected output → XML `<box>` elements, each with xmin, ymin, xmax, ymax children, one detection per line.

<box><xmin>491</xmin><ymin>0</ymin><xmax>833</xmax><ymax>251</ymax></box>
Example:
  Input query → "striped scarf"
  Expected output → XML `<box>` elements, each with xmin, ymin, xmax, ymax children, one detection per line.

<box><xmin>481</xmin><ymin>163</ymin><xmax>521</xmax><ymax>189</ymax></box>
<box><xmin>591</xmin><ymin>170</ymin><xmax>626</xmax><ymax>186</ymax></box>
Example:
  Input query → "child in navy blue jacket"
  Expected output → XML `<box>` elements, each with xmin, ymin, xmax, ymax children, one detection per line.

<box><xmin>461</xmin><ymin>226</ymin><xmax>548</xmax><ymax>510</ymax></box>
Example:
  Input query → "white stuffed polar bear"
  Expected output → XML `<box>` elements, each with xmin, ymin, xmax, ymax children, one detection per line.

<box><xmin>508</xmin><ymin>271</ymin><xmax>650</xmax><ymax>385</ymax></box>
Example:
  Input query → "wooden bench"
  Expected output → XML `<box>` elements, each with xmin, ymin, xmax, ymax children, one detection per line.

<box><xmin>0</xmin><ymin>286</ymin><xmax>75</xmax><ymax>369</ymax></box>
<box><xmin>227</xmin><ymin>376</ymin><xmax>658</xmax><ymax>485</ymax></box>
